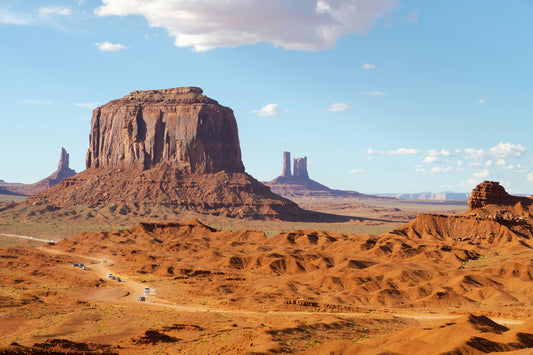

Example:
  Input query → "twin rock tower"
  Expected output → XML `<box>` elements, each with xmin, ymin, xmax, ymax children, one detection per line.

<box><xmin>281</xmin><ymin>152</ymin><xmax>309</xmax><ymax>180</ymax></box>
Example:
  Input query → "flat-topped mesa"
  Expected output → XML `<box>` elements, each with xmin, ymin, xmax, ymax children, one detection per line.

<box><xmin>86</xmin><ymin>87</ymin><xmax>244</xmax><ymax>173</ymax></box>
<box><xmin>468</xmin><ymin>181</ymin><xmax>532</xmax><ymax>209</ymax></box>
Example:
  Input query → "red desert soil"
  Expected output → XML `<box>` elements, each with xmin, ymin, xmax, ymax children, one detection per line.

<box><xmin>2</xmin><ymin>182</ymin><xmax>533</xmax><ymax>354</ymax></box>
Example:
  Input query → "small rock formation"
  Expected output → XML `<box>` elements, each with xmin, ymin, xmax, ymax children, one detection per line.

<box><xmin>282</xmin><ymin>151</ymin><xmax>291</xmax><ymax>177</ymax></box>
<box><xmin>4</xmin><ymin>148</ymin><xmax>76</xmax><ymax>196</ymax></box>
<box><xmin>266</xmin><ymin>152</ymin><xmax>377</xmax><ymax>199</ymax></box>
<box><xmin>24</xmin><ymin>88</ymin><xmax>319</xmax><ymax>221</ymax></box>
<box><xmin>86</xmin><ymin>87</ymin><xmax>244</xmax><ymax>174</ymax></box>
<box><xmin>293</xmin><ymin>157</ymin><xmax>309</xmax><ymax>179</ymax></box>
<box><xmin>390</xmin><ymin>181</ymin><xmax>533</xmax><ymax>248</ymax></box>
<box><xmin>468</xmin><ymin>181</ymin><xmax>532</xmax><ymax>210</ymax></box>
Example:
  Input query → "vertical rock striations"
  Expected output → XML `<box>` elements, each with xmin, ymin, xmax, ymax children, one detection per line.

<box><xmin>282</xmin><ymin>151</ymin><xmax>291</xmax><ymax>177</ymax></box>
<box><xmin>24</xmin><ymin>87</ymin><xmax>316</xmax><ymax>221</ymax></box>
<box><xmin>468</xmin><ymin>181</ymin><xmax>532</xmax><ymax>210</ymax></box>
<box><xmin>86</xmin><ymin>87</ymin><xmax>244</xmax><ymax>174</ymax></box>
<box><xmin>293</xmin><ymin>157</ymin><xmax>309</xmax><ymax>180</ymax></box>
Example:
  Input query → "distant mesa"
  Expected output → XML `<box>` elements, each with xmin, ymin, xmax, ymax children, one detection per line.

<box><xmin>264</xmin><ymin>151</ymin><xmax>378</xmax><ymax>199</ymax></box>
<box><xmin>22</xmin><ymin>87</ymin><xmax>321</xmax><ymax>221</ymax></box>
<box><xmin>389</xmin><ymin>180</ymin><xmax>533</xmax><ymax>247</ymax></box>
<box><xmin>383</xmin><ymin>192</ymin><xmax>470</xmax><ymax>201</ymax></box>
<box><xmin>1</xmin><ymin>147</ymin><xmax>76</xmax><ymax>196</ymax></box>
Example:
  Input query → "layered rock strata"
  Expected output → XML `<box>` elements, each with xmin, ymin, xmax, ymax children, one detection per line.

<box><xmin>86</xmin><ymin>87</ymin><xmax>244</xmax><ymax>173</ymax></box>
<box><xmin>24</xmin><ymin>88</ymin><xmax>317</xmax><ymax>221</ymax></box>
<box><xmin>468</xmin><ymin>181</ymin><xmax>532</xmax><ymax>209</ymax></box>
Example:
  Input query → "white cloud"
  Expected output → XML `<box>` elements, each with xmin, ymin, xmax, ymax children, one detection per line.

<box><xmin>389</xmin><ymin>148</ymin><xmax>418</xmax><ymax>155</ymax></box>
<box><xmin>513</xmin><ymin>164</ymin><xmax>527</xmax><ymax>173</ymax></box>
<box><xmin>22</xmin><ymin>100</ymin><xmax>54</xmax><ymax>105</ymax></box>
<box><xmin>527</xmin><ymin>173</ymin><xmax>533</xmax><ymax>182</ymax></box>
<box><xmin>363</xmin><ymin>91</ymin><xmax>386</xmax><ymax>96</ymax></box>
<box><xmin>496</xmin><ymin>159</ymin><xmax>506</xmax><ymax>166</ymax></box>
<box><xmin>367</xmin><ymin>148</ymin><xmax>385</xmax><ymax>155</ymax></box>
<box><xmin>95</xmin><ymin>0</ymin><xmax>399</xmax><ymax>52</ymax></box>
<box><xmin>252</xmin><ymin>104</ymin><xmax>283</xmax><ymax>117</ymax></box>
<box><xmin>430</xmin><ymin>166</ymin><xmax>452</xmax><ymax>174</ymax></box>
<box><xmin>0</xmin><ymin>9</ymin><xmax>31</xmax><ymax>25</ymax></box>
<box><xmin>75</xmin><ymin>102</ymin><xmax>100</xmax><ymax>109</ymax></box>
<box><xmin>39</xmin><ymin>7</ymin><xmax>72</xmax><ymax>16</ymax></box>
<box><xmin>477</xmin><ymin>99</ymin><xmax>485</xmax><ymax>104</ymax></box>
<box><xmin>349</xmin><ymin>169</ymin><xmax>365</xmax><ymax>174</ymax></box>
<box><xmin>95</xmin><ymin>41</ymin><xmax>127</xmax><ymax>52</ymax></box>
<box><xmin>485</xmin><ymin>160</ymin><xmax>492</xmax><ymax>167</ymax></box>
<box><xmin>361</xmin><ymin>63</ymin><xmax>376</xmax><ymax>70</ymax></box>
<box><xmin>423</xmin><ymin>156</ymin><xmax>438</xmax><ymax>164</ymax></box>
<box><xmin>328</xmin><ymin>102</ymin><xmax>352</xmax><ymax>112</ymax></box>
<box><xmin>488</xmin><ymin>142</ymin><xmax>526</xmax><ymax>158</ymax></box>
<box><xmin>440</xmin><ymin>149</ymin><xmax>450</xmax><ymax>156</ymax></box>
<box><xmin>473</xmin><ymin>169</ymin><xmax>490</xmax><ymax>179</ymax></box>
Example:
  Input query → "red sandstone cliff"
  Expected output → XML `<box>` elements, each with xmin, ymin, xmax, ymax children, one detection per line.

<box><xmin>86</xmin><ymin>87</ymin><xmax>244</xmax><ymax>173</ymax></box>
<box><xmin>23</xmin><ymin>88</ymin><xmax>319</xmax><ymax>221</ymax></box>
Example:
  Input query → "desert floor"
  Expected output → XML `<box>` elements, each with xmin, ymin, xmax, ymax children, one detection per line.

<box><xmin>3</xmin><ymin>197</ymin><xmax>533</xmax><ymax>354</ymax></box>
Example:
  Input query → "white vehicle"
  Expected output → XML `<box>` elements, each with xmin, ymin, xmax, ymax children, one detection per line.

<box><xmin>144</xmin><ymin>287</ymin><xmax>150</xmax><ymax>294</ymax></box>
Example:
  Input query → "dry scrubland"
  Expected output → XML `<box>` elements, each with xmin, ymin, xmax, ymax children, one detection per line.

<box><xmin>0</xmin><ymin>196</ymin><xmax>466</xmax><ymax>239</ymax></box>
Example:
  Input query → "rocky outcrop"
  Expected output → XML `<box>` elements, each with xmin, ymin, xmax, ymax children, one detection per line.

<box><xmin>86</xmin><ymin>87</ymin><xmax>244</xmax><ymax>174</ymax></box>
<box><xmin>266</xmin><ymin>152</ymin><xmax>377</xmax><ymax>199</ymax></box>
<box><xmin>468</xmin><ymin>181</ymin><xmax>532</xmax><ymax>210</ymax></box>
<box><xmin>23</xmin><ymin>88</ymin><xmax>323</xmax><ymax>221</ymax></box>
<box><xmin>4</xmin><ymin>148</ymin><xmax>76</xmax><ymax>196</ymax></box>
<box><xmin>293</xmin><ymin>157</ymin><xmax>309</xmax><ymax>179</ymax></box>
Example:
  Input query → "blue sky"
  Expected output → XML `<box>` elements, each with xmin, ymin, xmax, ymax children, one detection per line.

<box><xmin>0</xmin><ymin>0</ymin><xmax>532</xmax><ymax>193</ymax></box>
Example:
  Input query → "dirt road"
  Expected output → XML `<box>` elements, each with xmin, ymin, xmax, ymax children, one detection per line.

<box><xmin>3</xmin><ymin>233</ymin><xmax>526</xmax><ymax>326</ymax></box>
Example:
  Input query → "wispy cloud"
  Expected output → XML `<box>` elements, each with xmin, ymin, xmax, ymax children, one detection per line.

<box><xmin>349</xmin><ymin>168</ymin><xmax>365</xmax><ymax>174</ymax></box>
<box><xmin>389</xmin><ymin>148</ymin><xmax>418</xmax><ymax>155</ymax></box>
<box><xmin>423</xmin><ymin>156</ymin><xmax>438</xmax><ymax>164</ymax></box>
<box><xmin>361</xmin><ymin>63</ymin><xmax>376</xmax><ymax>70</ymax></box>
<box><xmin>39</xmin><ymin>7</ymin><xmax>72</xmax><ymax>16</ymax></box>
<box><xmin>405</xmin><ymin>10</ymin><xmax>418</xmax><ymax>23</ymax></box>
<box><xmin>477</xmin><ymin>99</ymin><xmax>486</xmax><ymax>103</ymax></box>
<box><xmin>328</xmin><ymin>102</ymin><xmax>352</xmax><ymax>112</ymax></box>
<box><xmin>95</xmin><ymin>41</ymin><xmax>127</xmax><ymax>52</ymax></box>
<box><xmin>95</xmin><ymin>0</ymin><xmax>399</xmax><ymax>52</ymax></box>
<box><xmin>22</xmin><ymin>100</ymin><xmax>54</xmax><ymax>105</ymax></box>
<box><xmin>252</xmin><ymin>104</ymin><xmax>284</xmax><ymax>117</ymax></box>
<box><xmin>430</xmin><ymin>166</ymin><xmax>452</xmax><ymax>174</ymax></box>
<box><xmin>473</xmin><ymin>169</ymin><xmax>490</xmax><ymax>179</ymax></box>
<box><xmin>75</xmin><ymin>102</ymin><xmax>100</xmax><ymax>109</ymax></box>
<box><xmin>0</xmin><ymin>9</ymin><xmax>31</xmax><ymax>25</ymax></box>
<box><xmin>363</xmin><ymin>91</ymin><xmax>386</xmax><ymax>96</ymax></box>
